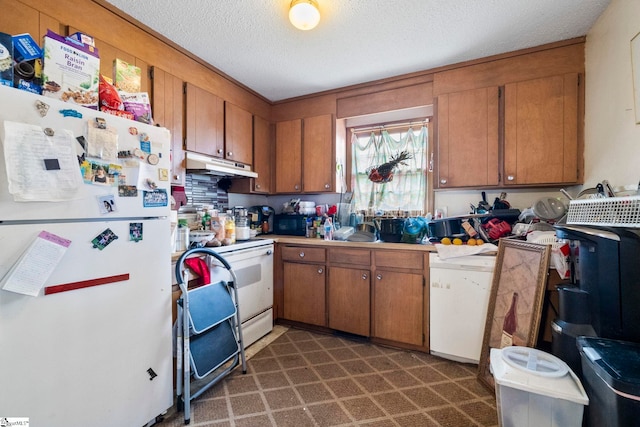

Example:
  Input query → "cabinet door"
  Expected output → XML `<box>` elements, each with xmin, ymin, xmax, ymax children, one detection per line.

<box><xmin>252</xmin><ymin>115</ymin><xmax>272</xmax><ymax>193</ymax></box>
<box><xmin>504</xmin><ymin>73</ymin><xmax>580</xmax><ymax>185</ymax></box>
<box><xmin>283</xmin><ymin>262</ymin><xmax>326</xmax><ymax>326</ymax></box>
<box><xmin>372</xmin><ymin>269</ymin><xmax>423</xmax><ymax>346</ymax></box>
<box><xmin>328</xmin><ymin>266</ymin><xmax>370</xmax><ymax>336</ymax></box>
<box><xmin>185</xmin><ymin>83</ymin><xmax>224</xmax><ymax>158</ymax></box>
<box><xmin>151</xmin><ymin>67</ymin><xmax>185</xmax><ymax>185</ymax></box>
<box><xmin>224</xmin><ymin>102</ymin><xmax>253</xmax><ymax>165</ymax></box>
<box><xmin>303</xmin><ymin>114</ymin><xmax>334</xmax><ymax>192</ymax></box>
<box><xmin>275</xmin><ymin>119</ymin><xmax>302</xmax><ymax>193</ymax></box>
<box><xmin>437</xmin><ymin>87</ymin><xmax>499</xmax><ymax>188</ymax></box>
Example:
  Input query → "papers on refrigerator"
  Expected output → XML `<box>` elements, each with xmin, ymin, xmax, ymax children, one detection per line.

<box><xmin>2</xmin><ymin>120</ymin><xmax>85</xmax><ymax>201</ymax></box>
<box><xmin>1</xmin><ymin>230</ymin><xmax>71</xmax><ymax>296</ymax></box>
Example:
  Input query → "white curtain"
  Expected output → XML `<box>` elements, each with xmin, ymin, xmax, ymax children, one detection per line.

<box><xmin>351</xmin><ymin>125</ymin><xmax>427</xmax><ymax>213</ymax></box>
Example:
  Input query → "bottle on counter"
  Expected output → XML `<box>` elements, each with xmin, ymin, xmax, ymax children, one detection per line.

<box><xmin>201</xmin><ymin>209</ymin><xmax>211</xmax><ymax>231</ymax></box>
<box><xmin>324</xmin><ymin>217</ymin><xmax>334</xmax><ymax>241</ymax></box>
<box><xmin>224</xmin><ymin>210</ymin><xmax>236</xmax><ymax>244</ymax></box>
<box><xmin>235</xmin><ymin>209</ymin><xmax>250</xmax><ymax>241</ymax></box>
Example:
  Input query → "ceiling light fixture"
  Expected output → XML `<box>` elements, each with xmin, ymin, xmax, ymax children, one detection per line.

<box><xmin>289</xmin><ymin>0</ymin><xmax>320</xmax><ymax>31</ymax></box>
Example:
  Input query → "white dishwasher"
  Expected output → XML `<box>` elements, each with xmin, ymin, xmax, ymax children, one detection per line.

<box><xmin>429</xmin><ymin>253</ymin><xmax>496</xmax><ymax>364</ymax></box>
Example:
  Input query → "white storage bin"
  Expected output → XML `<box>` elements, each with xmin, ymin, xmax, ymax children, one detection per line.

<box><xmin>490</xmin><ymin>346</ymin><xmax>588</xmax><ymax>427</ymax></box>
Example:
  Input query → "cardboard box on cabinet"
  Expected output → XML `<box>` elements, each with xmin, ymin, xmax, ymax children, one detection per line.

<box><xmin>42</xmin><ymin>29</ymin><xmax>100</xmax><ymax>109</ymax></box>
<box><xmin>0</xmin><ymin>32</ymin><xmax>13</xmax><ymax>88</ymax></box>
<box><xmin>12</xmin><ymin>33</ymin><xmax>43</xmax><ymax>94</ymax></box>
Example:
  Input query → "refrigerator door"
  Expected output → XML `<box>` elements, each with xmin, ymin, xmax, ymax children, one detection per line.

<box><xmin>0</xmin><ymin>219</ymin><xmax>173</xmax><ymax>426</ymax></box>
<box><xmin>0</xmin><ymin>85</ymin><xmax>170</xmax><ymax>221</ymax></box>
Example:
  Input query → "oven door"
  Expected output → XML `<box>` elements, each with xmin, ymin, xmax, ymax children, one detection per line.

<box><xmin>208</xmin><ymin>244</ymin><xmax>274</xmax><ymax>345</ymax></box>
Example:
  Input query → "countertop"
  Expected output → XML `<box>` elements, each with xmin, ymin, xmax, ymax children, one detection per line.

<box><xmin>172</xmin><ymin>235</ymin><xmax>437</xmax><ymax>262</ymax></box>
<box><xmin>264</xmin><ymin>235</ymin><xmax>438</xmax><ymax>252</ymax></box>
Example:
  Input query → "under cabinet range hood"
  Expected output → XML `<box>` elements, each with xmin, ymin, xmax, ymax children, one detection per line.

<box><xmin>185</xmin><ymin>151</ymin><xmax>257</xmax><ymax>178</ymax></box>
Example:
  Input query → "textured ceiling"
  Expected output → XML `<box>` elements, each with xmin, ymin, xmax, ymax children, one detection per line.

<box><xmin>102</xmin><ymin>0</ymin><xmax>610</xmax><ymax>102</ymax></box>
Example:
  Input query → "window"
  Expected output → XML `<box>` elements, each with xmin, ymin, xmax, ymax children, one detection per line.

<box><xmin>350</xmin><ymin>123</ymin><xmax>428</xmax><ymax>214</ymax></box>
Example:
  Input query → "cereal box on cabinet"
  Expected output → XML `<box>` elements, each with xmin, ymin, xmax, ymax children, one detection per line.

<box><xmin>42</xmin><ymin>30</ymin><xmax>100</xmax><ymax>109</ymax></box>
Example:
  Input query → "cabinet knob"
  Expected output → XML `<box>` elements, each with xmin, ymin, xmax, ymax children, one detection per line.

<box><xmin>317</xmin><ymin>268</ymin><xmax>324</xmax><ymax>274</ymax></box>
<box><xmin>440</xmin><ymin>179</ymin><xmax>447</xmax><ymax>185</ymax></box>
<box><xmin>266</xmin><ymin>249</ymin><xmax>273</xmax><ymax>255</ymax></box>
<box><xmin>376</xmin><ymin>274</ymin><xmax>382</xmax><ymax>280</ymax></box>
<box><xmin>227</xmin><ymin>151</ymin><xmax>233</xmax><ymax>157</ymax></box>
<box><xmin>324</xmin><ymin>183</ymin><xmax>330</xmax><ymax>189</ymax></box>
<box><xmin>294</xmin><ymin>184</ymin><xmax>300</xmax><ymax>190</ymax></box>
<box><xmin>362</xmin><ymin>273</ymin><xmax>368</xmax><ymax>280</ymax></box>
<box><xmin>217</xmin><ymin>148</ymin><xmax>223</xmax><ymax>154</ymax></box>
<box><xmin>255</xmin><ymin>184</ymin><xmax>261</xmax><ymax>189</ymax></box>
<box><xmin>507</xmin><ymin>175</ymin><xmax>515</xmax><ymax>181</ymax></box>
<box><xmin>299</xmin><ymin>251</ymin><xmax>305</xmax><ymax>258</ymax></box>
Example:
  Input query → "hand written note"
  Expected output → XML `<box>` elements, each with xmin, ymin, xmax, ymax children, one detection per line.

<box><xmin>1</xmin><ymin>231</ymin><xmax>72</xmax><ymax>296</ymax></box>
<box><xmin>2</xmin><ymin>121</ymin><xmax>84</xmax><ymax>201</ymax></box>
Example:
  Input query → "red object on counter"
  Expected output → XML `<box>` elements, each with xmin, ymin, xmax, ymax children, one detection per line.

<box><xmin>483</xmin><ymin>218</ymin><xmax>512</xmax><ymax>240</ymax></box>
<box><xmin>183</xmin><ymin>257</ymin><xmax>210</xmax><ymax>287</ymax></box>
<box><xmin>327</xmin><ymin>205</ymin><xmax>337</xmax><ymax>216</ymax></box>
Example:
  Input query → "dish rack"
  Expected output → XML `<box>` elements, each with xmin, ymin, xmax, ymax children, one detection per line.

<box><xmin>566</xmin><ymin>195</ymin><xmax>640</xmax><ymax>228</ymax></box>
<box><xmin>175</xmin><ymin>248</ymin><xmax>247</xmax><ymax>425</ymax></box>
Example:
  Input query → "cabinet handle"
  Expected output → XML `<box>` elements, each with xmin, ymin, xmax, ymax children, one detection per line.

<box><xmin>376</xmin><ymin>274</ymin><xmax>382</xmax><ymax>280</ymax></box>
<box><xmin>362</xmin><ymin>273</ymin><xmax>368</xmax><ymax>280</ymax></box>
<box><xmin>266</xmin><ymin>249</ymin><xmax>273</xmax><ymax>255</ymax></box>
<box><xmin>440</xmin><ymin>179</ymin><xmax>447</xmax><ymax>185</ymax></box>
<box><xmin>299</xmin><ymin>251</ymin><xmax>305</xmax><ymax>258</ymax></box>
<box><xmin>507</xmin><ymin>175</ymin><xmax>515</xmax><ymax>181</ymax></box>
<box><xmin>217</xmin><ymin>148</ymin><xmax>223</xmax><ymax>154</ymax></box>
<box><xmin>294</xmin><ymin>184</ymin><xmax>300</xmax><ymax>190</ymax></box>
<box><xmin>317</xmin><ymin>268</ymin><xmax>324</xmax><ymax>274</ymax></box>
<box><xmin>227</xmin><ymin>151</ymin><xmax>233</xmax><ymax>157</ymax></box>
<box><xmin>255</xmin><ymin>184</ymin><xmax>261</xmax><ymax>189</ymax></box>
<box><xmin>324</xmin><ymin>183</ymin><xmax>330</xmax><ymax>189</ymax></box>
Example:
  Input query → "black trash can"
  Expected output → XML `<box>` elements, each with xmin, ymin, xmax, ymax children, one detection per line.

<box><xmin>577</xmin><ymin>337</ymin><xmax>640</xmax><ymax>427</ymax></box>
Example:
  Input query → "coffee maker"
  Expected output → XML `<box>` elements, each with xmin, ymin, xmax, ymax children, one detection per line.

<box><xmin>248</xmin><ymin>205</ymin><xmax>275</xmax><ymax>234</ymax></box>
<box><xmin>552</xmin><ymin>224</ymin><xmax>640</xmax><ymax>378</ymax></box>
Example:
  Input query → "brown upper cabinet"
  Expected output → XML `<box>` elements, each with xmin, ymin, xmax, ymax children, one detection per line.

<box><xmin>434</xmin><ymin>41</ymin><xmax>584</xmax><ymax>189</ymax></box>
<box><xmin>503</xmin><ymin>73</ymin><xmax>580</xmax><ymax>185</ymax></box>
<box><xmin>275</xmin><ymin>119</ymin><xmax>303</xmax><ymax>193</ymax></box>
<box><xmin>232</xmin><ymin>115</ymin><xmax>273</xmax><ymax>194</ymax></box>
<box><xmin>275</xmin><ymin>114</ymin><xmax>335</xmax><ymax>194</ymax></box>
<box><xmin>436</xmin><ymin>86</ymin><xmax>499</xmax><ymax>188</ymax></box>
<box><xmin>185</xmin><ymin>82</ymin><xmax>225</xmax><ymax>158</ymax></box>
<box><xmin>224</xmin><ymin>102</ymin><xmax>253</xmax><ymax>166</ymax></box>
<box><xmin>151</xmin><ymin>67</ymin><xmax>185</xmax><ymax>186</ymax></box>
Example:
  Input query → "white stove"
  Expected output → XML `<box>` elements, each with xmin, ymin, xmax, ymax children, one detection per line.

<box><xmin>210</xmin><ymin>237</ymin><xmax>274</xmax><ymax>254</ymax></box>
<box><xmin>200</xmin><ymin>237</ymin><xmax>274</xmax><ymax>348</ymax></box>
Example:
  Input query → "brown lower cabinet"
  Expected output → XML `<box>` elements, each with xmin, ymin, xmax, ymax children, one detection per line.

<box><xmin>277</xmin><ymin>243</ymin><xmax>428</xmax><ymax>351</ymax></box>
<box><xmin>282</xmin><ymin>246</ymin><xmax>327</xmax><ymax>326</ymax></box>
<box><xmin>328</xmin><ymin>266</ymin><xmax>371</xmax><ymax>336</ymax></box>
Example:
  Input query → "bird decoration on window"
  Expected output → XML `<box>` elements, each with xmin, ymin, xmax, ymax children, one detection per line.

<box><xmin>367</xmin><ymin>150</ymin><xmax>412</xmax><ymax>183</ymax></box>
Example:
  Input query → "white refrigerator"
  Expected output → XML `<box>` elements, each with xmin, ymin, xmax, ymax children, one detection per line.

<box><xmin>0</xmin><ymin>85</ymin><xmax>173</xmax><ymax>426</ymax></box>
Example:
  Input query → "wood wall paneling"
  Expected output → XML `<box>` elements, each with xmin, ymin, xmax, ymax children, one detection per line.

<box><xmin>336</xmin><ymin>82</ymin><xmax>434</xmax><ymax>119</ymax></box>
<box><xmin>433</xmin><ymin>42</ymin><xmax>584</xmax><ymax>96</ymax></box>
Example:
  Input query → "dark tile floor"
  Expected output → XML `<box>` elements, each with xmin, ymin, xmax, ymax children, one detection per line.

<box><xmin>158</xmin><ymin>328</ymin><xmax>498</xmax><ymax>427</ymax></box>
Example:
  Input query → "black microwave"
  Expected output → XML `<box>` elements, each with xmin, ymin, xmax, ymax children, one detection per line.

<box><xmin>274</xmin><ymin>214</ymin><xmax>308</xmax><ymax>236</ymax></box>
